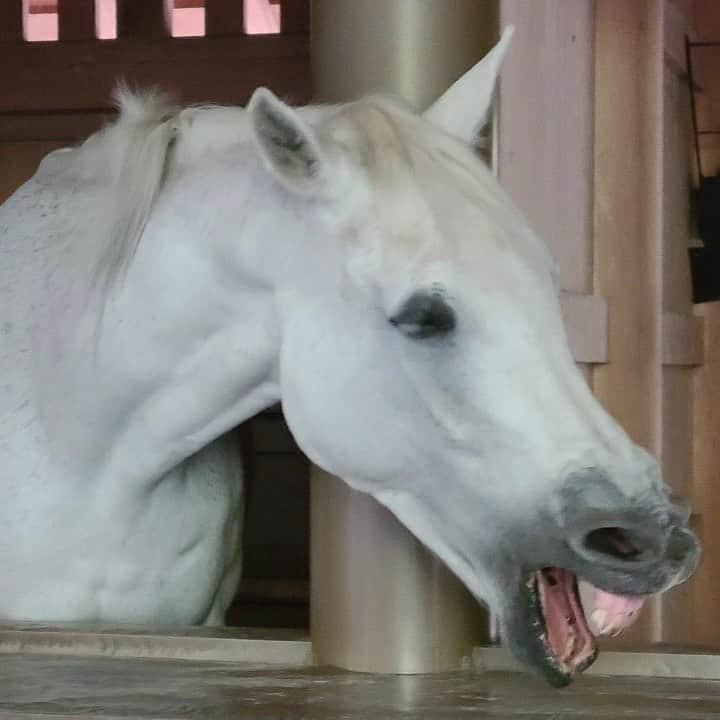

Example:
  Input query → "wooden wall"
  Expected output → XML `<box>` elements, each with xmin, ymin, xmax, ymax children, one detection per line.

<box><xmin>500</xmin><ymin>0</ymin><xmax>709</xmax><ymax>647</ymax></box>
<box><xmin>690</xmin><ymin>0</ymin><xmax>720</xmax><ymax>647</ymax></box>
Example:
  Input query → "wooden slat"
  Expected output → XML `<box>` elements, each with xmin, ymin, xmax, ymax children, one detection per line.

<box><xmin>58</xmin><ymin>0</ymin><xmax>95</xmax><ymax>41</ymax></box>
<box><xmin>117</xmin><ymin>0</ymin><xmax>170</xmax><ymax>38</ymax></box>
<box><xmin>592</xmin><ymin>0</ymin><xmax>665</xmax><ymax>649</ymax></box>
<box><xmin>662</xmin><ymin>314</ymin><xmax>704</xmax><ymax>369</ymax></box>
<box><xmin>0</xmin><ymin>2</ymin><xmax>24</xmax><ymax>43</ymax></box>
<box><xmin>205</xmin><ymin>0</ymin><xmax>245</xmax><ymax>37</ymax></box>
<box><xmin>0</xmin><ymin>35</ymin><xmax>310</xmax><ymax>112</ymax></box>
<box><xmin>560</xmin><ymin>292</ymin><xmax>608</xmax><ymax>365</ymax></box>
<box><xmin>499</xmin><ymin>1</ymin><xmax>595</xmax><ymax>294</ymax></box>
<box><xmin>280</xmin><ymin>0</ymin><xmax>309</xmax><ymax>34</ymax></box>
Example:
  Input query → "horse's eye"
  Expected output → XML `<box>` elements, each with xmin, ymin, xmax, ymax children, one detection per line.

<box><xmin>389</xmin><ymin>290</ymin><xmax>456</xmax><ymax>339</ymax></box>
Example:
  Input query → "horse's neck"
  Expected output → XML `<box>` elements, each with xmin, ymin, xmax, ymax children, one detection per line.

<box><xmin>22</xmin><ymin>159</ymin><xmax>294</xmax><ymax>490</ymax></box>
<box><xmin>97</xmin><ymin>171</ymin><xmax>297</xmax><ymax>488</ymax></box>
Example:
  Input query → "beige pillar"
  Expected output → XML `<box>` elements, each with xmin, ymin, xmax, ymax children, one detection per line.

<box><xmin>309</xmin><ymin>0</ymin><xmax>497</xmax><ymax>674</ymax></box>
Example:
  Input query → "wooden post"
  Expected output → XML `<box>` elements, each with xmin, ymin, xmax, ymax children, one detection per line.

<box><xmin>58</xmin><ymin>0</ymin><xmax>96</xmax><ymax>41</ymax></box>
<box><xmin>310</xmin><ymin>0</ymin><xmax>497</xmax><ymax>674</ymax></box>
<box><xmin>117</xmin><ymin>0</ymin><xmax>171</xmax><ymax>38</ymax></box>
<box><xmin>280</xmin><ymin>0</ymin><xmax>309</xmax><ymax>34</ymax></box>
<box><xmin>205</xmin><ymin>0</ymin><xmax>245</xmax><ymax>37</ymax></box>
<box><xmin>593</xmin><ymin>0</ymin><xmax>665</xmax><ymax>646</ymax></box>
<box><xmin>0</xmin><ymin>2</ymin><xmax>24</xmax><ymax>43</ymax></box>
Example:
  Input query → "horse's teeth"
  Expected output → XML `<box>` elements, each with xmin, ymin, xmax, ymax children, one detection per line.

<box><xmin>563</xmin><ymin>634</ymin><xmax>576</xmax><ymax>659</ymax></box>
<box><xmin>589</xmin><ymin>608</ymin><xmax>609</xmax><ymax>635</ymax></box>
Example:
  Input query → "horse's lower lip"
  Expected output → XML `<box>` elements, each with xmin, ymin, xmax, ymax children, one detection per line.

<box><xmin>520</xmin><ymin>569</ymin><xmax>599</xmax><ymax>687</ymax></box>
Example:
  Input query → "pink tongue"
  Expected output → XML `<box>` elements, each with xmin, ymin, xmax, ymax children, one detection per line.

<box><xmin>581</xmin><ymin>584</ymin><xmax>646</xmax><ymax>636</ymax></box>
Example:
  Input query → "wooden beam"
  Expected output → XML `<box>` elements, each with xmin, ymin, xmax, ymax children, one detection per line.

<box><xmin>205</xmin><ymin>0</ymin><xmax>245</xmax><ymax>37</ymax></box>
<box><xmin>280</xmin><ymin>0</ymin><xmax>309</xmax><ymax>34</ymax></box>
<box><xmin>0</xmin><ymin>36</ymin><xmax>310</xmax><ymax>112</ymax></box>
<box><xmin>0</xmin><ymin>2</ymin><xmax>24</xmax><ymax>42</ymax></box>
<box><xmin>58</xmin><ymin>0</ymin><xmax>96</xmax><ymax>41</ymax></box>
<box><xmin>0</xmin><ymin>111</ymin><xmax>112</xmax><ymax>141</ymax></box>
<box><xmin>117</xmin><ymin>0</ymin><xmax>170</xmax><ymax>38</ymax></box>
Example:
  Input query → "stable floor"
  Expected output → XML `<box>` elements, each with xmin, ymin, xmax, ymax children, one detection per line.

<box><xmin>1</xmin><ymin>654</ymin><xmax>720</xmax><ymax>719</ymax></box>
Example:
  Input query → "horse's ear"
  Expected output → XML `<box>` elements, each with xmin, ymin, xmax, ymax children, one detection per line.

<box><xmin>249</xmin><ymin>88</ymin><xmax>329</xmax><ymax>197</ymax></box>
<box><xmin>424</xmin><ymin>26</ymin><xmax>514</xmax><ymax>145</ymax></box>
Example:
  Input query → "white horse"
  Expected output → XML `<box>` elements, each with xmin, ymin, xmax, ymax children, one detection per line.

<box><xmin>0</xmin><ymin>29</ymin><xmax>699</xmax><ymax>686</ymax></box>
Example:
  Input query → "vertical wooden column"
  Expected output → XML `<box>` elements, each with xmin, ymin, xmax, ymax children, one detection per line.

<box><xmin>310</xmin><ymin>0</ymin><xmax>496</xmax><ymax>674</ymax></box>
<box><xmin>280</xmin><ymin>0</ymin><xmax>309</xmax><ymax>34</ymax></box>
<box><xmin>117</xmin><ymin>0</ymin><xmax>171</xmax><ymax>38</ymax></box>
<box><xmin>206</xmin><ymin>0</ymin><xmax>245</xmax><ymax>37</ymax></box>
<box><xmin>593</xmin><ymin>0</ymin><xmax>665</xmax><ymax>645</ymax></box>
<box><xmin>58</xmin><ymin>0</ymin><xmax>96</xmax><ymax>41</ymax></box>
<box><xmin>690</xmin><ymin>0</ymin><xmax>720</xmax><ymax>649</ymax></box>
<box><xmin>0</xmin><ymin>2</ymin><xmax>23</xmax><ymax>43</ymax></box>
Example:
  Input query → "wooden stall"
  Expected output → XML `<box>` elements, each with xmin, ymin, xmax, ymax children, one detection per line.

<box><xmin>499</xmin><ymin>0</ymin><xmax>715</xmax><ymax>648</ymax></box>
<box><xmin>1</xmin><ymin>0</ymin><xmax>720</xmax><ymax>682</ymax></box>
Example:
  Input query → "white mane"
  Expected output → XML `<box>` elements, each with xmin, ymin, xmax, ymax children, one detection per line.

<box><xmin>77</xmin><ymin>89</ymin><xmax>250</xmax><ymax>295</ymax></box>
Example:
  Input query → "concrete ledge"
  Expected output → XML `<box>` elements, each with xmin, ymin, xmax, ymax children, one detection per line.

<box><xmin>474</xmin><ymin>645</ymin><xmax>720</xmax><ymax>681</ymax></box>
<box><xmin>3</xmin><ymin>625</ymin><xmax>720</xmax><ymax>681</ymax></box>
<box><xmin>0</xmin><ymin>625</ymin><xmax>312</xmax><ymax>666</ymax></box>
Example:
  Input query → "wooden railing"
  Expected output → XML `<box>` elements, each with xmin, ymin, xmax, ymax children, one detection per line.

<box><xmin>0</xmin><ymin>0</ymin><xmax>310</xmax><ymax>141</ymax></box>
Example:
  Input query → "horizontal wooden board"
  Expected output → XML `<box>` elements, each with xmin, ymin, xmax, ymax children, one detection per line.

<box><xmin>0</xmin><ymin>35</ymin><xmax>310</xmax><ymax>112</ymax></box>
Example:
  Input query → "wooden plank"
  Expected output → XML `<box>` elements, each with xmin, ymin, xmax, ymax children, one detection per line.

<box><xmin>0</xmin><ymin>111</ymin><xmax>111</xmax><ymax>142</ymax></box>
<box><xmin>593</xmin><ymin>0</ymin><xmax>663</xmax><ymax>452</ymax></box>
<box><xmin>280</xmin><ymin>0</ymin><xmax>309</xmax><ymax>34</ymax></box>
<box><xmin>662</xmin><ymin>312</ymin><xmax>704</xmax><ymax>366</ymax></box>
<box><xmin>205</xmin><ymin>0</ymin><xmax>245</xmax><ymax>37</ymax></box>
<box><xmin>663</xmin><ymin>0</ymin><xmax>688</xmax><ymax>71</ymax></box>
<box><xmin>593</xmin><ymin>0</ymin><xmax>664</xmax><ymax>647</ymax></box>
<box><xmin>0</xmin><ymin>36</ymin><xmax>310</xmax><ymax>112</ymax></box>
<box><xmin>560</xmin><ymin>292</ymin><xmax>608</xmax><ymax>364</ymax></box>
<box><xmin>693</xmin><ymin>305</ymin><xmax>720</xmax><ymax>647</ymax></box>
<box><xmin>58</xmin><ymin>0</ymin><xmax>96</xmax><ymax>41</ymax></box>
<box><xmin>498</xmin><ymin>0</ymin><xmax>595</xmax><ymax>294</ymax></box>
<box><xmin>0</xmin><ymin>2</ymin><xmax>24</xmax><ymax>42</ymax></box>
<box><xmin>117</xmin><ymin>0</ymin><xmax>170</xmax><ymax>38</ymax></box>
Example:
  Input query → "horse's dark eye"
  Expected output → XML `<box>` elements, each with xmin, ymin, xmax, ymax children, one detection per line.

<box><xmin>389</xmin><ymin>290</ymin><xmax>456</xmax><ymax>339</ymax></box>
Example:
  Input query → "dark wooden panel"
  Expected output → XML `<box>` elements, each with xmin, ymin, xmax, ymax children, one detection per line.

<box><xmin>251</xmin><ymin>414</ymin><xmax>301</xmax><ymax>454</ymax></box>
<box><xmin>0</xmin><ymin>36</ymin><xmax>310</xmax><ymax>113</ymax></box>
<box><xmin>0</xmin><ymin>111</ymin><xmax>112</xmax><ymax>141</ymax></box>
<box><xmin>58</xmin><ymin>0</ymin><xmax>96</xmax><ymax>41</ymax></box>
<box><xmin>242</xmin><ymin>454</ymin><xmax>310</xmax><ymax>581</ymax></box>
<box><xmin>205</xmin><ymin>0</ymin><xmax>245</xmax><ymax>37</ymax></box>
<box><xmin>0</xmin><ymin>2</ymin><xmax>24</xmax><ymax>42</ymax></box>
<box><xmin>117</xmin><ymin>0</ymin><xmax>170</xmax><ymax>38</ymax></box>
<box><xmin>280</xmin><ymin>0</ymin><xmax>309</xmax><ymax>34</ymax></box>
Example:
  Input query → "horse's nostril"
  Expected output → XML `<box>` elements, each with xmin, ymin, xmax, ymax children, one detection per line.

<box><xmin>584</xmin><ymin>527</ymin><xmax>642</xmax><ymax>561</ymax></box>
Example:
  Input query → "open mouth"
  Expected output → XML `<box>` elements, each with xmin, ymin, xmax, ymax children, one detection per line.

<box><xmin>527</xmin><ymin>567</ymin><xmax>646</xmax><ymax>687</ymax></box>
